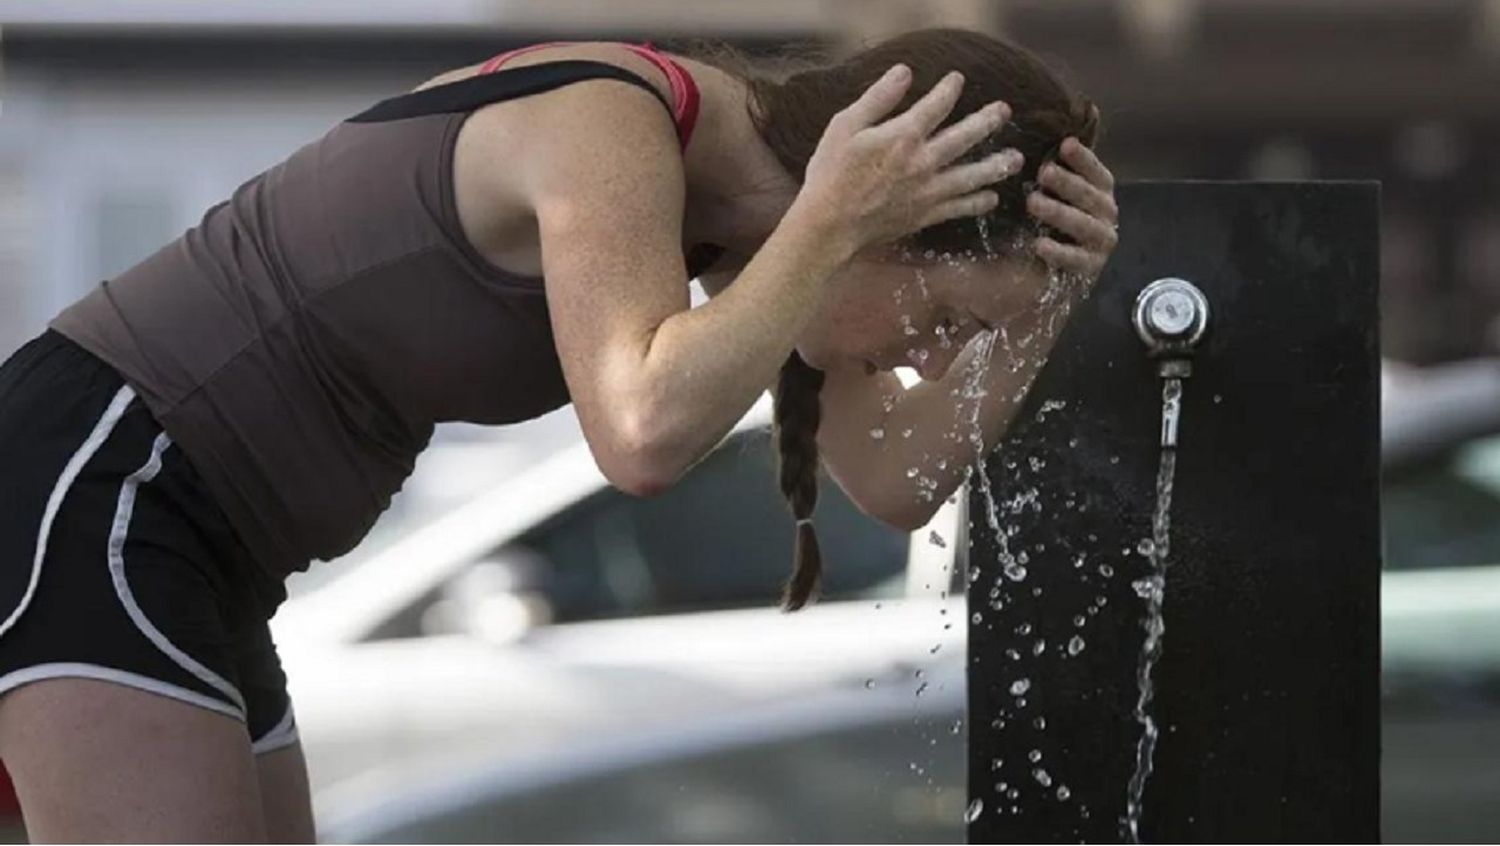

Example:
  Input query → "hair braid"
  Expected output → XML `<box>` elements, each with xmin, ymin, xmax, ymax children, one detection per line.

<box><xmin>772</xmin><ymin>351</ymin><xmax>827</xmax><ymax>611</ymax></box>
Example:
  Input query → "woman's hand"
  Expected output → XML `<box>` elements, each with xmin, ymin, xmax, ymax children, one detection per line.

<box><xmin>1027</xmin><ymin>138</ymin><xmax>1119</xmax><ymax>281</ymax></box>
<box><xmin>794</xmin><ymin>65</ymin><xmax>1025</xmax><ymax>258</ymax></box>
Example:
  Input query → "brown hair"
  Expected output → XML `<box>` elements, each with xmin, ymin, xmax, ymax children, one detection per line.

<box><xmin>688</xmin><ymin>29</ymin><xmax>1100</xmax><ymax>611</ymax></box>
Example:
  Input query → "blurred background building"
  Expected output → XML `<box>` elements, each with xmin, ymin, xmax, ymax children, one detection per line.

<box><xmin>0</xmin><ymin>0</ymin><xmax>1497</xmax><ymax>366</ymax></box>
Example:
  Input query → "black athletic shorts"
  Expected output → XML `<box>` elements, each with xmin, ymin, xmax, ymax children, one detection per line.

<box><xmin>0</xmin><ymin>329</ymin><xmax>296</xmax><ymax>753</ymax></box>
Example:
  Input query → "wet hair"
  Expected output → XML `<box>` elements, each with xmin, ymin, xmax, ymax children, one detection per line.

<box><xmin>686</xmin><ymin>29</ymin><xmax>1100</xmax><ymax>610</ymax></box>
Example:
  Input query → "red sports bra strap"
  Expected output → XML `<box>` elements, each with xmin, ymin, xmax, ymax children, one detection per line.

<box><xmin>478</xmin><ymin>41</ymin><xmax>568</xmax><ymax>75</ymax></box>
<box><xmin>476</xmin><ymin>40</ymin><xmax>702</xmax><ymax>148</ymax></box>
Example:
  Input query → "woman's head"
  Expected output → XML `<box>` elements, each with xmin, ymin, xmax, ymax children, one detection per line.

<box><xmin>747</xmin><ymin>27</ymin><xmax>1101</xmax><ymax>260</ymax></box>
<box><xmin>750</xmin><ymin>28</ymin><xmax>1101</xmax><ymax>377</ymax></box>
<box><xmin>693</xmin><ymin>28</ymin><xmax>1100</xmax><ymax>610</ymax></box>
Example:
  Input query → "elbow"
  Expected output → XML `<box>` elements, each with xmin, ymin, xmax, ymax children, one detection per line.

<box><xmin>598</xmin><ymin>407</ymin><xmax>684</xmax><ymax>498</ymax></box>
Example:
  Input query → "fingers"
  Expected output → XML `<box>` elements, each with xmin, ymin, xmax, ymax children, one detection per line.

<box><xmin>1034</xmin><ymin>236</ymin><xmax>1099</xmax><ymax>276</ymax></box>
<box><xmin>836</xmin><ymin>64</ymin><xmax>914</xmax><ymax>131</ymax></box>
<box><xmin>1028</xmin><ymin>190</ymin><xmax>1117</xmax><ymax>251</ymax></box>
<box><xmin>877</xmin><ymin>70</ymin><xmax>965</xmax><ymax>141</ymax></box>
<box><xmin>1037</xmin><ymin>161</ymin><xmax>1117</xmax><ymax>222</ymax></box>
<box><xmin>925</xmin><ymin>100</ymin><xmax>1009</xmax><ymax>168</ymax></box>
<box><xmin>925</xmin><ymin>150</ymin><xmax>1024</xmax><ymax>204</ymax></box>
<box><xmin>921</xmin><ymin>190</ymin><xmax>1000</xmax><ymax>230</ymax></box>
<box><xmin>1059</xmin><ymin>137</ymin><xmax>1115</xmax><ymax>192</ymax></box>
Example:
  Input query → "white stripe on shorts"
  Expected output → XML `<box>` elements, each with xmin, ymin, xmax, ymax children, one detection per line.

<box><xmin>0</xmin><ymin>383</ymin><xmax>138</xmax><ymax>640</ymax></box>
<box><xmin>108</xmin><ymin>430</ymin><xmax>248</xmax><ymax>716</ymax></box>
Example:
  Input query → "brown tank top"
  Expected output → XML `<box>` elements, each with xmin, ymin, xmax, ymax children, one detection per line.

<box><xmin>49</xmin><ymin>57</ymin><xmax>721</xmax><ymax>607</ymax></box>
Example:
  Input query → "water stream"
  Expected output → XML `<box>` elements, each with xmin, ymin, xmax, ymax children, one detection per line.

<box><xmin>1122</xmin><ymin>376</ymin><xmax>1184</xmax><ymax>842</ymax></box>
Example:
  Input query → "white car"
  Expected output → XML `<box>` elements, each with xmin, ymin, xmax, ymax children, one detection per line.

<box><xmin>287</xmin><ymin>362</ymin><xmax>1500</xmax><ymax>843</ymax></box>
<box><xmin>274</xmin><ymin>395</ymin><xmax>970</xmax><ymax>817</ymax></box>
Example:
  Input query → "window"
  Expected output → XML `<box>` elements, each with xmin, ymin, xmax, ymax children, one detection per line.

<box><xmin>510</xmin><ymin>429</ymin><xmax>909</xmax><ymax>623</ymax></box>
<box><xmin>1384</xmin><ymin>432</ymin><xmax>1500</xmax><ymax>572</ymax></box>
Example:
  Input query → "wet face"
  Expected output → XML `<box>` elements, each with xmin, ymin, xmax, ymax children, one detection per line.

<box><xmin>796</xmin><ymin>244</ymin><xmax>1053</xmax><ymax>381</ymax></box>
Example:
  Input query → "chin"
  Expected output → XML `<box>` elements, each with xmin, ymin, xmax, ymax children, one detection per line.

<box><xmin>794</xmin><ymin>346</ymin><xmax>829</xmax><ymax>370</ymax></box>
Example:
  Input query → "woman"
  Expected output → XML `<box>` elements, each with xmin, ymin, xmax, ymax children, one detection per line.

<box><xmin>0</xmin><ymin>27</ymin><xmax>1115</xmax><ymax>842</ymax></box>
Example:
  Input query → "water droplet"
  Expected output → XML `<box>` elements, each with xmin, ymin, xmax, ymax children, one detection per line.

<box><xmin>1033</xmin><ymin>768</ymin><xmax>1053</xmax><ymax>787</ymax></box>
<box><xmin>1006</xmin><ymin>648</ymin><xmax>1021</xmax><ymax>661</ymax></box>
<box><xmin>915</xmin><ymin>669</ymin><xmax>925</xmax><ymax>679</ymax></box>
<box><xmin>929</xmin><ymin>643</ymin><xmax>943</xmax><ymax>655</ymax></box>
<box><xmin>1072</xmin><ymin>615</ymin><xmax>1086</xmax><ymax>628</ymax></box>
<box><xmin>1057</xmin><ymin>785</ymin><xmax>1072</xmax><ymax>801</ymax></box>
<box><xmin>1033</xmin><ymin>716</ymin><xmax>1047</xmax><ymax>730</ymax></box>
<box><xmin>1032</xmin><ymin>639</ymin><xmax>1046</xmax><ymax>656</ymax></box>
<box><xmin>1068</xmin><ymin>635</ymin><xmax>1086</xmax><ymax>656</ymax></box>
<box><xmin>1028</xmin><ymin>749</ymin><xmax>1043</xmax><ymax>763</ymax></box>
<box><xmin>870</xmin><ymin>427</ymin><xmax>886</xmax><ymax>440</ymax></box>
<box><xmin>1017</xmin><ymin>623</ymin><xmax>1033</xmax><ymax>636</ymax></box>
<box><xmin>915</xmin><ymin>682</ymin><xmax>929</xmax><ymax>697</ymax></box>
<box><xmin>905</xmin><ymin>467</ymin><xmax>920</xmax><ymax>479</ymax></box>
<box><xmin>1137</xmin><ymin>538</ymin><xmax>1156</xmax><ymax>557</ymax></box>
<box><xmin>951</xmin><ymin>719</ymin><xmax>964</xmax><ymax>734</ymax></box>
<box><xmin>1007</xmin><ymin>787</ymin><xmax>1021</xmax><ymax>800</ymax></box>
<box><xmin>991</xmin><ymin>758</ymin><xmax>1005</xmax><ymax>771</ymax></box>
<box><xmin>972</xmin><ymin>612</ymin><xmax>983</xmax><ymax>624</ymax></box>
<box><xmin>1133</xmin><ymin>576</ymin><xmax>1161</xmax><ymax>600</ymax></box>
<box><xmin>1110</xmin><ymin>455</ymin><xmax>1121</xmax><ymax>465</ymax></box>
<box><xmin>902</xmin><ymin>427</ymin><xmax>914</xmax><ymax>438</ymax></box>
<box><xmin>965</xmin><ymin>798</ymin><xmax>984</xmax><ymax>823</ymax></box>
<box><xmin>864</xmin><ymin>678</ymin><xmax>876</xmax><ymax>689</ymax></box>
<box><xmin>929</xmin><ymin>530</ymin><xmax>947</xmax><ymax>548</ymax></box>
<box><xmin>1098</xmin><ymin>564</ymin><xmax>1115</xmax><ymax>578</ymax></box>
<box><xmin>1073</xmin><ymin>554</ymin><xmax>1086</xmax><ymax>569</ymax></box>
<box><xmin>1010</xmin><ymin>678</ymin><xmax>1031</xmax><ymax>696</ymax></box>
<box><xmin>1068</xmin><ymin>437</ymin><xmax>1079</xmax><ymax>448</ymax></box>
<box><xmin>1214</xmin><ymin>394</ymin><xmax>1223</xmax><ymax>404</ymax></box>
<box><xmin>1004</xmin><ymin>562</ymin><xmax>1028</xmax><ymax>582</ymax></box>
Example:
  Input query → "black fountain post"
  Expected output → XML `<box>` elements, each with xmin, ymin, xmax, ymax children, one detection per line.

<box><xmin>965</xmin><ymin>182</ymin><xmax>1382</xmax><ymax>843</ymax></box>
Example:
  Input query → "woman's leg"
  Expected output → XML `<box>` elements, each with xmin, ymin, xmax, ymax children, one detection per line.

<box><xmin>0</xmin><ymin>678</ymin><xmax>267</xmax><ymax>843</ymax></box>
<box><xmin>256</xmin><ymin>743</ymin><xmax>315</xmax><ymax>844</ymax></box>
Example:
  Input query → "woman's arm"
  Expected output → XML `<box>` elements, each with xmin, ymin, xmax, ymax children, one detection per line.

<box><xmin>528</xmin><ymin>65</ymin><xmax>1012</xmax><ymax>496</ymax></box>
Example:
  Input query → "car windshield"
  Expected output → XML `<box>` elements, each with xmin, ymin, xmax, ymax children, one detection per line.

<box><xmin>506</xmin><ymin>429</ymin><xmax>910</xmax><ymax>622</ymax></box>
<box><xmin>1384</xmin><ymin>432</ymin><xmax>1500</xmax><ymax>571</ymax></box>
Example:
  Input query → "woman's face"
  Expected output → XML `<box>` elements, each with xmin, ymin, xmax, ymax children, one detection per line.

<box><xmin>796</xmin><ymin>244</ymin><xmax>1051</xmax><ymax>380</ymax></box>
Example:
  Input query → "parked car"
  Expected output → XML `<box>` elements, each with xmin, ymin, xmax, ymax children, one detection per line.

<box><xmin>275</xmin><ymin>393</ymin><xmax>966</xmax><ymax>810</ymax></box>
<box><xmin>288</xmin><ymin>362</ymin><xmax>1500</xmax><ymax>843</ymax></box>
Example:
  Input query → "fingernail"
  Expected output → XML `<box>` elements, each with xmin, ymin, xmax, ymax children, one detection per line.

<box><xmin>892</xmin><ymin>63</ymin><xmax>911</xmax><ymax>79</ymax></box>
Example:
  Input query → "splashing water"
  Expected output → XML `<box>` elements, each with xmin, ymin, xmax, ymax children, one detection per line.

<box><xmin>1123</xmin><ymin>377</ymin><xmax>1183</xmax><ymax>843</ymax></box>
